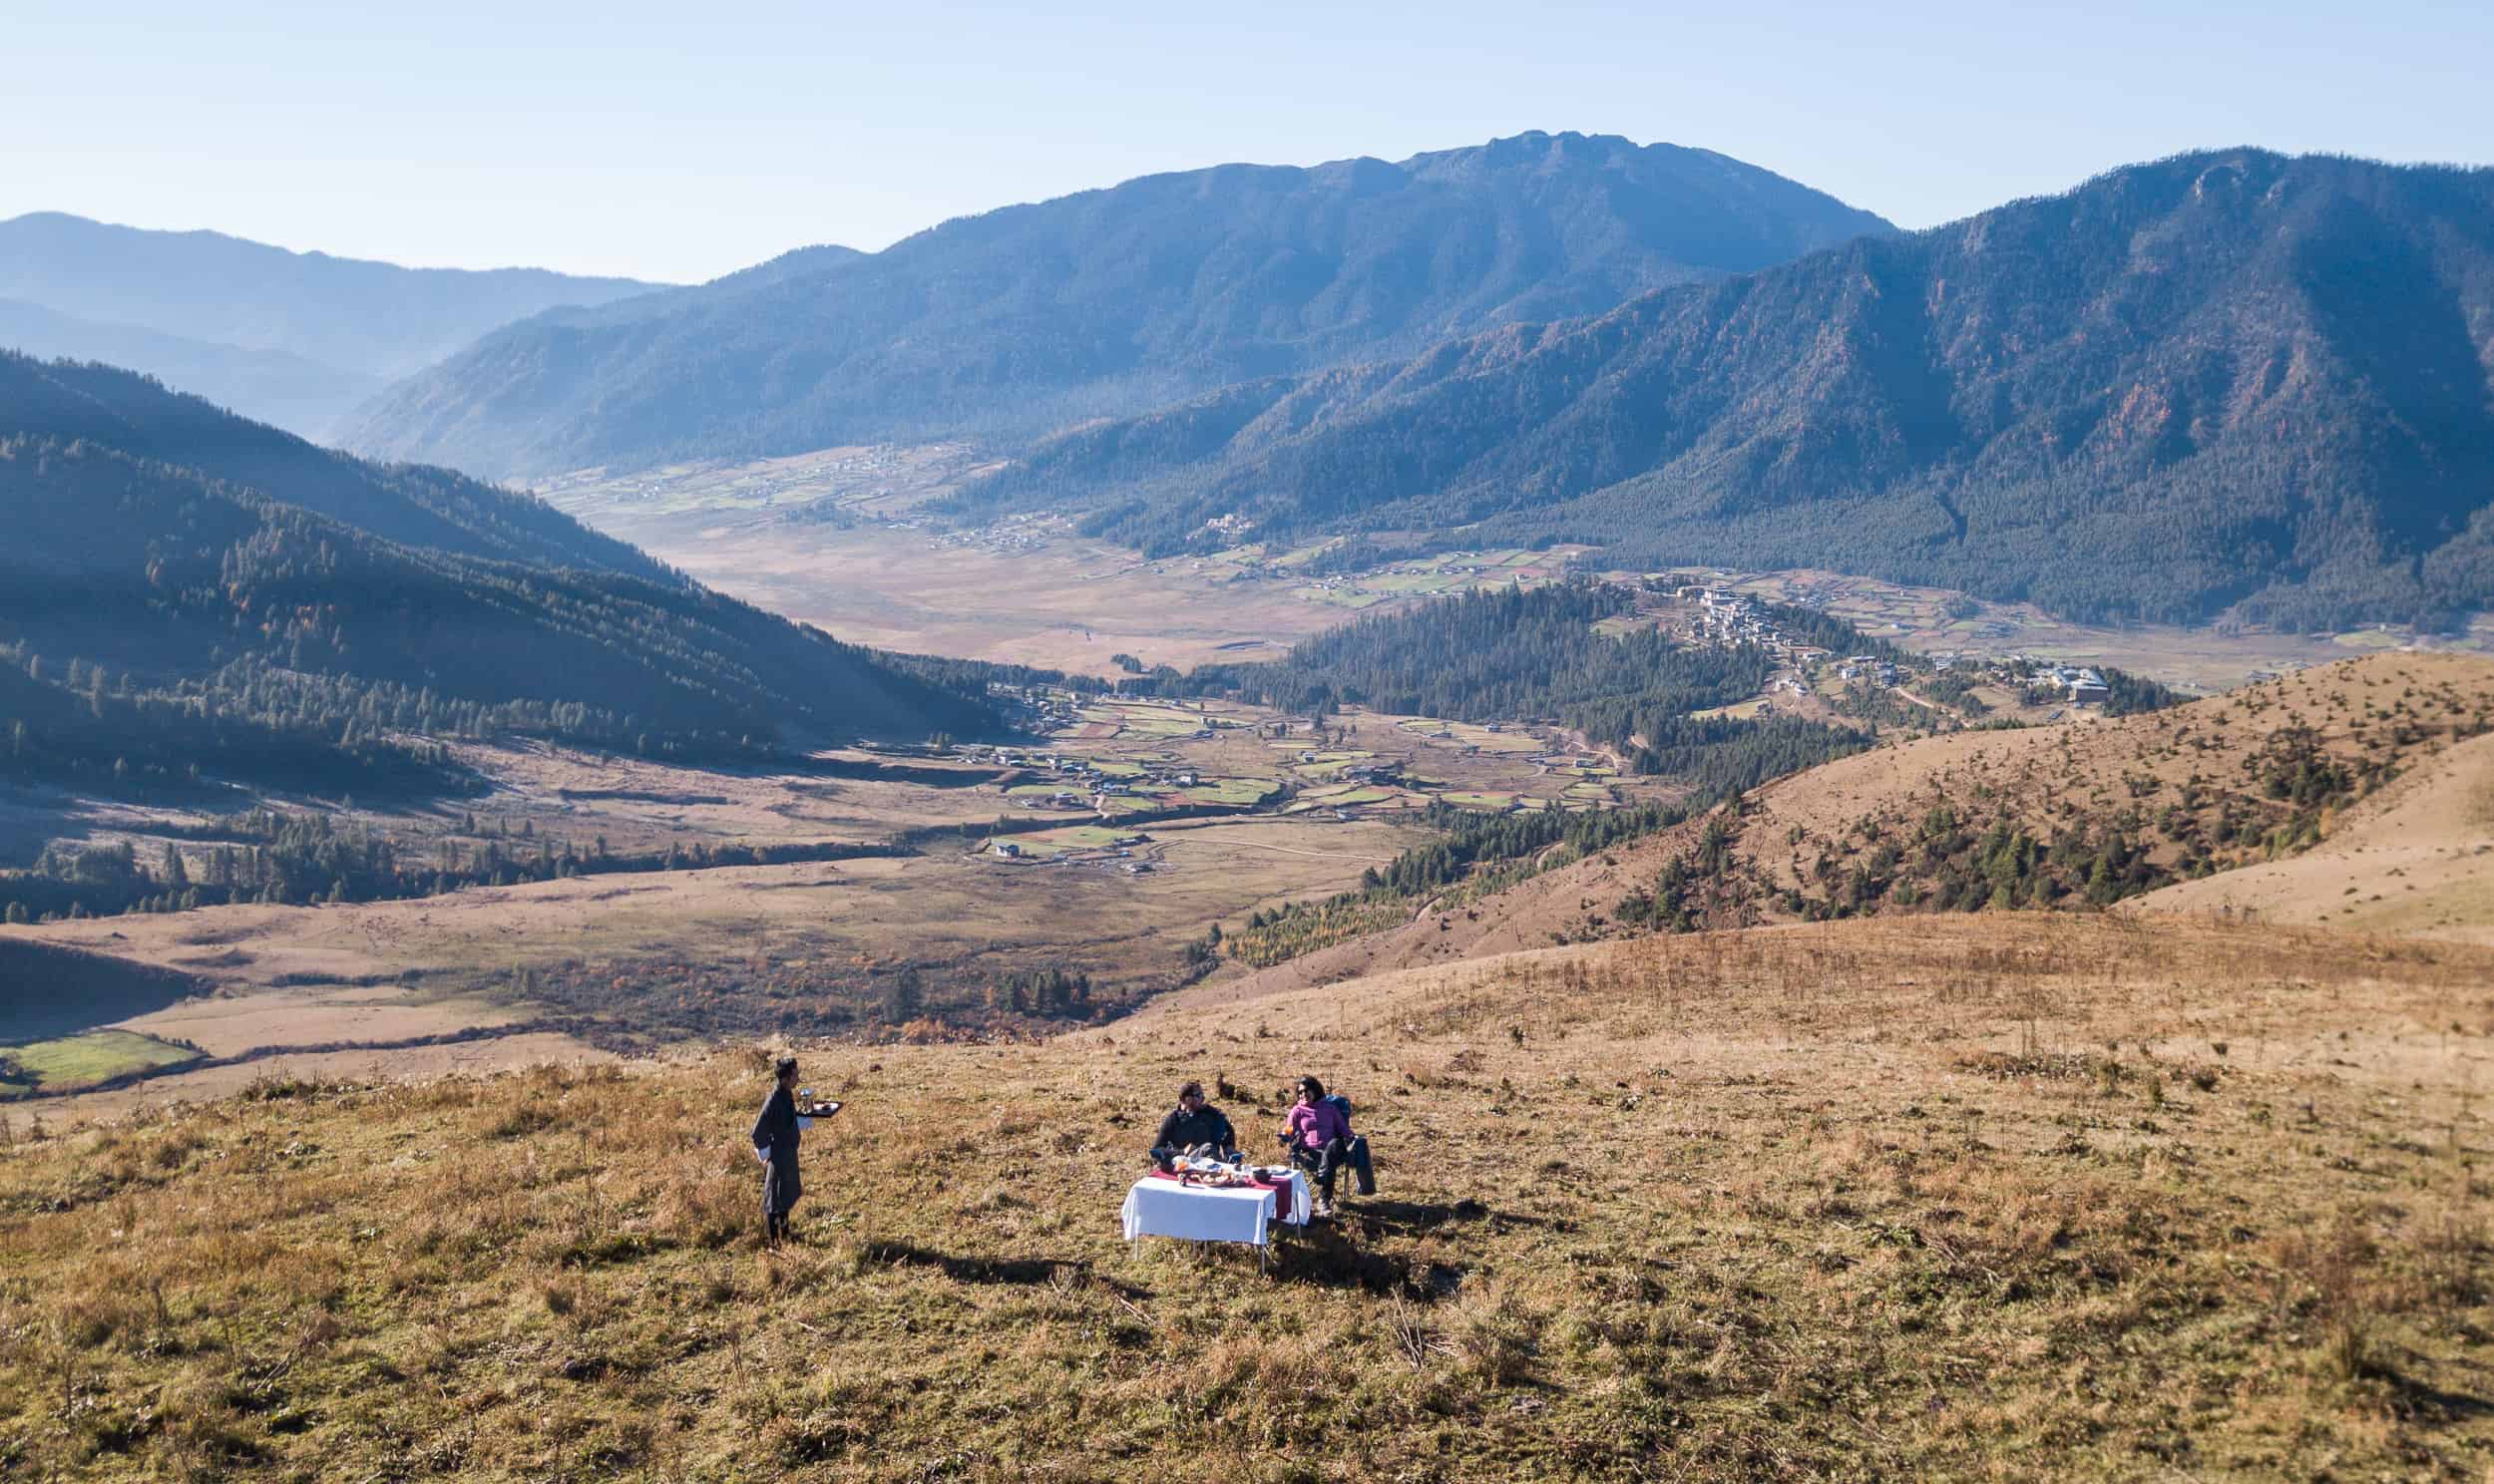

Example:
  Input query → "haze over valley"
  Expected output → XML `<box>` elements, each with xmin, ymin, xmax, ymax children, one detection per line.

<box><xmin>0</xmin><ymin>212</ymin><xmax>664</xmax><ymax>439</ymax></box>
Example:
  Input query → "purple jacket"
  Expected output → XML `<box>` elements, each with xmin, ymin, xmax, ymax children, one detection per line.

<box><xmin>1287</xmin><ymin>1099</ymin><xmax>1351</xmax><ymax>1150</ymax></box>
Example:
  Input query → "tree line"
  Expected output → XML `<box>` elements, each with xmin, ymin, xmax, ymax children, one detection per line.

<box><xmin>0</xmin><ymin>807</ymin><xmax>904</xmax><ymax>926</ymax></box>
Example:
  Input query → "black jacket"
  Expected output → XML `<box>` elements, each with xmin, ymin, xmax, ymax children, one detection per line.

<box><xmin>752</xmin><ymin>1084</ymin><xmax>803</xmax><ymax>1212</ymax></box>
<box><xmin>1152</xmin><ymin>1103</ymin><xmax>1236</xmax><ymax>1155</ymax></box>
<box><xmin>752</xmin><ymin>1083</ymin><xmax>801</xmax><ymax>1156</ymax></box>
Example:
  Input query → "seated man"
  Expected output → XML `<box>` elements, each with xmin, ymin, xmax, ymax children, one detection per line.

<box><xmin>1280</xmin><ymin>1074</ymin><xmax>1376</xmax><ymax>1217</ymax></box>
<box><xmin>1149</xmin><ymin>1080</ymin><xmax>1238</xmax><ymax>1169</ymax></box>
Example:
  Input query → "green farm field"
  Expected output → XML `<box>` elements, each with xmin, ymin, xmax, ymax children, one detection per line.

<box><xmin>1</xmin><ymin>1029</ymin><xmax>201</xmax><ymax>1097</ymax></box>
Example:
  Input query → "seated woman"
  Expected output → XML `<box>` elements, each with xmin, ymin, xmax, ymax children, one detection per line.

<box><xmin>1280</xmin><ymin>1075</ymin><xmax>1375</xmax><ymax>1216</ymax></box>
<box><xmin>1149</xmin><ymin>1080</ymin><xmax>1238</xmax><ymax>1168</ymax></box>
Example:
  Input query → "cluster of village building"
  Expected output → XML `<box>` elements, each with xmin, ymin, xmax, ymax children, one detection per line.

<box><xmin>1673</xmin><ymin>585</ymin><xmax>2116</xmax><ymax>709</ymax></box>
<box><xmin>924</xmin><ymin>509</ymin><xmax>1060</xmax><ymax>556</ymax></box>
<box><xmin>2026</xmin><ymin>663</ymin><xmax>2112</xmax><ymax>703</ymax></box>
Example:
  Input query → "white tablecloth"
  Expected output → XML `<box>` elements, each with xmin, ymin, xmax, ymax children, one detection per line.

<box><xmin>1120</xmin><ymin>1173</ymin><xmax>1310</xmax><ymax>1247</ymax></box>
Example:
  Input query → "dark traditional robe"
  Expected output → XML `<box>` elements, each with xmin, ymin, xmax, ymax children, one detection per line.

<box><xmin>751</xmin><ymin>1083</ymin><xmax>802</xmax><ymax>1216</ymax></box>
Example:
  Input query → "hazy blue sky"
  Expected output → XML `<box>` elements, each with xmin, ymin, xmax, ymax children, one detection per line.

<box><xmin>9</xmin><ymin>0</ymin><xmax>2489</xmax><ymax>282</ymax></box>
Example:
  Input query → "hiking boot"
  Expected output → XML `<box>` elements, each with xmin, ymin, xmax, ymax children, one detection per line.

<box><xmin>1313</xmin><ymin>1199</ymin><xmax>1336</xmax><ymax>1219</ymax></box>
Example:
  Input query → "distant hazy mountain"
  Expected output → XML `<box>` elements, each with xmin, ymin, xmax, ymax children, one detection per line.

<box><xmin>0</xmin><ymin>297</ymin><xmax>386</xmax><ymax>440</ymax></box>
<box><xmin>0</xmin><ymin>212</ymin><xmax>665</xmax><ymax>436</ymax></box>
<box><xmin>343</xmin><ymin>133</ymin><xmax>1892</xmax><ymax>478</ymax></box>
<box><xmin>979</xmin><ymin>150</ymin><xmax>2494</xmax><ymax>629</ymax></box>
<box><xmin>0</xmin><ymin>353</ymin><xmax>995</xmax><ymax>768</ymax></box>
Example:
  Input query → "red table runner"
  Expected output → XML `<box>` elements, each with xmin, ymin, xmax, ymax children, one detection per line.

<box><xmin>1143</xmin><ymin>1168</ymin><xmax>1296</xmax><ymax>1222</ymax></box>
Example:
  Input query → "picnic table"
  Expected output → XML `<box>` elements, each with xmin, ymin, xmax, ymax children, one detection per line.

<box><xmin>1121</xmin><ymin>1168</ymin><xmax>1311</xmax><ymax>1265</ymax></box>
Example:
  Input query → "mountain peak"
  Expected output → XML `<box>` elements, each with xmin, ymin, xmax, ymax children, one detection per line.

<box><xmin>344</xmin><ymin>137</ymin><xmax>1893</xmax><ymax>479</ymax></box>
<box><xmin>979</xmin><ymin>150</ymin><xmax>2494</xmax><ymax>632</ymax></box>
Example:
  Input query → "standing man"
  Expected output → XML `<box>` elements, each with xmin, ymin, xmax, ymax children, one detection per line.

<box><xmin>751</xmin><ymin>1055</ymin><xmax>804</xmax><ymax>1245</ymax></box>
<box><xmin>1149</xmin><ymin>1080</ymin><xmax>1238</xmax><ymax>1167</ymax></box>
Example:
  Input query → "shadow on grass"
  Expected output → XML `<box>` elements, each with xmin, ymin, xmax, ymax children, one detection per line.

<box><xmin>862</xmin><ymin>1240</ymin><xmax>1149</xmax><ymax>1300</ymax></box>
<box><xmin>2382</xmin><ymin>1364</ymin><xmax>2494</xmax><ymax>1423</ymax></box>
<box><xmin>1266</xmin><ymin>1221</ymin><xmax>1469</xmax><ymax>1299</ymax></box>
<box><xmin>1345</xmin><ymin>1197</ymin><xmax>1553</xmax><ymax>1237</ymax></box>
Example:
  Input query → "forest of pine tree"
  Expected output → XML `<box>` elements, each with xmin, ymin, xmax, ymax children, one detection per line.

<box><xmin>974</xmin><ymin>152</ymin><xmax>2494</xmax><ymax>632</ymax></box>
<box><xmin>1143</xmin><ymin>580</ymin><xmax>1870</xmax><ymax>777</ymax></box>
<box><xmin>0</xmin><ymin>356</ymin><xmax>1004</xmax><ymax>799</ymax></box>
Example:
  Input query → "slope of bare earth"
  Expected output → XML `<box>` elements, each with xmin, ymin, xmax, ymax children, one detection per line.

<box><xmin>2125</xmin><ymin>728</ymin><xmax>2494</xmax><ymax>943</ymax></box>
<box><xmin>5</xmin><ymin>913</ymin><xmax>2490</xmax><ymax>1480</ymax></box>
<box><xmin>1186</xmin><ymin>653</ymin><xmax>2494</xmax><ymax>1005</ymax></box>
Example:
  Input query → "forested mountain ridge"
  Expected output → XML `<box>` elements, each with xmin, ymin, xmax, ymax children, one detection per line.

<box><xmin>342</xmin><ymin>132</ymin><xmax>1892</xmax><ymax>478</ymax></box>
<box><xmin>0</xmin><ymin>437</ymin><xmax>995</xmax><ymax>758</ymax></box>
<box><xmin>0</xmin><ymin>211</ymin><xmax>662</xmax><ymax>378</ymax></box>
<box><xmin>978</xmin><ymin>150</ymin><xmax>2494</xmax><ymax>629</ymax></box>
<box><xmin>1</xmin><ymin>439</ymin><xmax>998</xmax><ymax>778</ymax></box>
<box><xmin>0</xmin><ymin>353</ymin><xmax>666</xmax><ymax>576</ymax></box>
<box><xmin>0</xmin><ymin>357</ymin><xmax>999</xmax><ymax>795</ymax></box>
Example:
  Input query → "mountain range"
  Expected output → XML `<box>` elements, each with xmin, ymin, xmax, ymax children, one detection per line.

<box><xmin>20</xmin><ymin>139</ymin><xmax>2494</xmax><ymax>635</ymax></box>
<box><xmin>971</xmin><ymin>150</ymin><xmax>2494</xmax><ymax>628</ymax></box>
<box><xmin>0</xmin><ymin>213</ymin><xmax>664</xmax><ymax>438</ymax></box>
<box><xmin>341</xmin><ymin>133</ymin><xmax>1893</xmax><ymax>478</ymax></box>
<box><xmin>0</xmin><ymin>353</ymin><xmax>994</xmax><ymax>795</ymax></box>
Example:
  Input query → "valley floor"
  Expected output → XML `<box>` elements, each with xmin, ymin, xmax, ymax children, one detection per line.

<box><xmin>539</xmin><ymin>446</ymin><xmax>2494</xmax><ymax>692</ymax></box>
<box><xmin>6</xmin><ymin>812</ymin><xmax>1414</xmax><ymax>1123</ymax></box>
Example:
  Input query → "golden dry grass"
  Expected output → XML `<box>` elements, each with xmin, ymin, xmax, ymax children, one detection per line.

<box><xmin>577</xmin><ymin>506</ymin><xmax>1357</xmax><ymax>681</ymax></box>
<box><xmin>4</xmin><ymin>913</ymin><xmax>2490</xmax><ymax>1481</ymax></box>
<box><xmin>8</xmin><ymin>817</ymin><xmax>1422</xmax><ymax>1123</ymax></box>
<box><xmin>1197</xmin><ymin>653</ymin><xmax>2494</xmax><ymax>1005</ymax></box>
<box><xmin>2131</xmin><ymin>728</ymin><xmax>2494</xmax><ymax>941</ymax></box>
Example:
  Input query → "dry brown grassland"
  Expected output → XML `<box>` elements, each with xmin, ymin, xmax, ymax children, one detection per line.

<box><xmin>4</xmin><ymin>914</ymin><xmax>2490</xmax><ymax>1481</ymax></box>
<box><xmin>9</xmin><ymin>813</ymin><xmax>1419</xmax><ymax>1120</ymax></box>
<box><xmin>1203</xmin><ymin>653</ymin><xmax>2494</xmax><ymax>1002</ymax></box>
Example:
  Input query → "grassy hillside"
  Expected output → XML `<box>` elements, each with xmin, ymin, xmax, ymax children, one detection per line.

<box><xmin>2129</xmin><ymin>726</ymin><xmax>2494</xmax><ymax>938</ymax></box>
<box><xmin>1198</xmin><ymin>653</ymin><xmax>2494</xmax><ymax>998</ymax></box>
<box><xmin>2</xmin><ymin>913</ymin><xmax>2488</xmax><ymax>1479</ymax></box>
<box><xmin>984</xmin><ymin>150</ymin><xmax>2494</xmax><ymax>630</ymax></box>
<box><xmin>1665</xmin><ymin>652</ymin><xmax>2494</xmax><ymax>927</ymax></box>
<box><xmin>0</xmin><ymin>939</ymin><xmax>202</xmax><ymax>1040</ymax></box>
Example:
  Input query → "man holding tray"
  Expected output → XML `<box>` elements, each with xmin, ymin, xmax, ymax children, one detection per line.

<box><xmin>750</xmin><ymin>1055</ymin><xmax>806</xmax><ymax>1246</ymax></box>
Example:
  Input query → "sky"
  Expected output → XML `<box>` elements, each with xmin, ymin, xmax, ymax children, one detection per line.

<box><xmin>8</xmin><ymin>0</ymin><xmax>2492</xmax><ymax>284</ymax></box>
